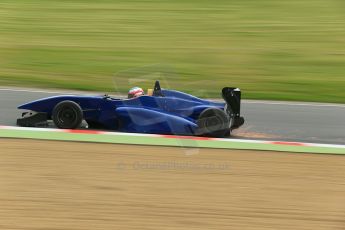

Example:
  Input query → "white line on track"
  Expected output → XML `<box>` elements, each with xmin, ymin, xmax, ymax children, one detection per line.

<box><xmin>0</xmin><ymin>88</ymin><xmax>97</xmax><ymax>95</ymax></box>
<box><xmin>1</xmin><ymin>88</ymin><xmax>344</xmax><ymax>108</ymax></box>
<box><xmin>243</xmin><ymin>100</ymin><xmax>345</xmax><ymax>108</ymax></box>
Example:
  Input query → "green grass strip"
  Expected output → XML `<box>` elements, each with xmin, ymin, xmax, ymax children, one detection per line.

<box><xmin>1</xmin><ymin>0</ymin><xmax>345</xmax><ymax>103</ymax></box>
<box><xmin>0</xmin><ymin>128</ymin><xmax>344</xmax><ymax>155</ymax></box>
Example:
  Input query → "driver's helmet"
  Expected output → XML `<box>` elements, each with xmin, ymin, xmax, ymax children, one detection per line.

<box><xmin>128</xmin><ymin>87</ymin><xmax>144</xmax><ymax>98</ymax></box>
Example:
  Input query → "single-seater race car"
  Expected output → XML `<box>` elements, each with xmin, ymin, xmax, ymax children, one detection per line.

<box><xmin>17</xmin><ymin>81</ymin><xmax>244</xmax><ymax>137</ymax></box>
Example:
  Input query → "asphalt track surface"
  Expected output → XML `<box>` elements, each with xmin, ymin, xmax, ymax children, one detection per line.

<box><xmin>1</xmin><ymin>139</ymin><xmax>344</xmax><ymax>230</ymax></box>
<box><xmin>0</xmin><ymin>88</ymin><xmax>344</xmax><ymax>144</ymax></box>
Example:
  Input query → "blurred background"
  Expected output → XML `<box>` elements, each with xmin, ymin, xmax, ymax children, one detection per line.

<box><xmin>0</xmin><ymin>0</ymin><xmax>344</xmax><ymax>102</ymax></box>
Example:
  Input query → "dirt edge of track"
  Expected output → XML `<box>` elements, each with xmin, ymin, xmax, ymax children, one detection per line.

<box><xmin>1</xmin><ymin>139</ymin><xmax>344</xmax><ymax>230</ymax></box>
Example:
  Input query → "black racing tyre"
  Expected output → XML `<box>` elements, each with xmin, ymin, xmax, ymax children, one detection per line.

<box><xmin>52</xmin><ymin>101</ymin><xmax>83</xmax><ymax>129</ymax></box>
<box><xmin>197</xmin><ymin>108</ymin><xmax>230</xmax><ymax>138</ymax></box>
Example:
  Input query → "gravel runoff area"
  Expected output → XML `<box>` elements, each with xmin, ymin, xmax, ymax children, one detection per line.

<box><xmin>0</xmin><ymin>139</ymin><xmax>344</xmax><ymax>230</ymax></box>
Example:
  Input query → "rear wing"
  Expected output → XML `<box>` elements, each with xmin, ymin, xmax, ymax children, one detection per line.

<box><xmin>222</xmin><ymin>87</ymin><xmax>241</xmax><ymax>116</ymax></box>
<box><xmin>222</xmin><ymin>87</ymin><xmax>244</xmax><ymax>129</ymax></box>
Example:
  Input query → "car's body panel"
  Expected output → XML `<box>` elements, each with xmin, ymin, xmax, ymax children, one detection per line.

<box><xmin>116</xmin><ymin>107</ymin><xmax>198</xmax><ymax>135</ymax></box>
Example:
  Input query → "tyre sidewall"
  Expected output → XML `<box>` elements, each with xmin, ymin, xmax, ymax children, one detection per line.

<box><xmin>197</xmin><ymin>108</ymin><xmax>230</xmax><ymax>137</ymax></box>
<box><xmin>52</xmin><ymin>101</ymin><xmax>83</xmax><ymax>129</ymax></box>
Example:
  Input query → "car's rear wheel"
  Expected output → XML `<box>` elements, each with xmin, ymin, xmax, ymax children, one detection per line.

<box><xmin>197</xmin><ymin>108</ymin><xmax>230</xmax><ymax>137</ymax></box>
<box><xmin>52</xmin><ymin>101</ymin><xmax>83</xmax><ymax>129</ymax></box>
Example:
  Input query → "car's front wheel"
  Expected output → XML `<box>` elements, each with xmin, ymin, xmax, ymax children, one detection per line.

<box><xmin>52</xmin><ymin>101</ymin><xmax>83</xmax><ymax>129</ymax></box>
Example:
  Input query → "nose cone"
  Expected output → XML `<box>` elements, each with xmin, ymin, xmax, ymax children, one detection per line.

<box><xmin>18</xmin><ymin>102</ymin><xmax>33</xmax><ymax>110</ymax></box>
<box><xmin>17</xmin><ymin>97</ymin><xmax>52</xmax><ymax>111</ymax></box>
<box><xmin>17</xmin><ymin>95</ymin><xmax>61</xmax><ymax>111</ymax></box>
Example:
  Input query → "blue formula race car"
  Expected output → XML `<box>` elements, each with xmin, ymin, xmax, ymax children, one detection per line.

<box><xmin>17</xmin><ymin>81</ymin><xmax>244</xmax><ymax>137</ymax></box>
